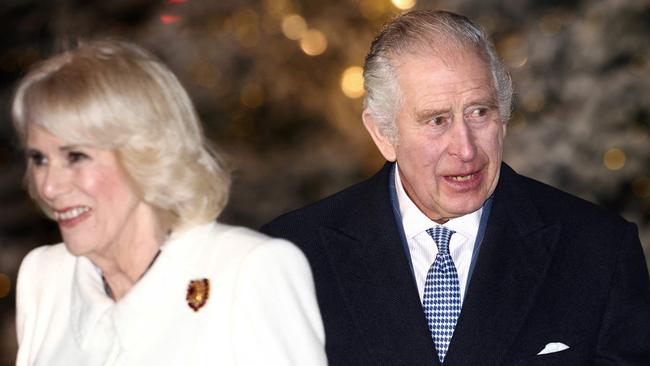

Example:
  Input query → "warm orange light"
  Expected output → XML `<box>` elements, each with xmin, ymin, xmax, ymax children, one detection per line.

<box><xmin>603</xmin><ymin>148</ymin><xmax>626</xmax><ymax>170</ymax></box>
<box><xmin>300</xmin><ymin>29</ymin><xmax>327</xmax><ymax>56</ymax></box>
<box><xmin>240</xmin><ymin>83</ymin><xmax>265</xmax><ymax>108</ymax></box>
<box><xmin>264</xmin><ymin>0</ymin><xmax>289</xmax><ymax>18</ymax></box>
<box><xmin>341</xmin><ymin>66</ymin><xmax>365</xmax><ymax>98</ymax></box>
<box><xmin>231</xmin><ymin>8</ymin><xmax>261</xmax><ymax>48</ymax></box>
<box><xmin>281</xmin><ymin>14</ymin><xmax>307</xmax><ymax>40</ymax></box>
<box><xmin>0</xmin><ymin>273</ymin><xmax>10</xmax><ymax>299</ymax></box>
<box><xmin>391</xmin><ymin>0</ymin><xmax>416</xmax><ymax>10</ymax></box>
<box><xmin>360</xmin><ymin>0</ymin><xmax>388</xmax><ymax>20</ymax></box>
<box><xmin>160</xmin><ymin>14</ymin><xmax>183</xmax><ymax>24</ymax></box>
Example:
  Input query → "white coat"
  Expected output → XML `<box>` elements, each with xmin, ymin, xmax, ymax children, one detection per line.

<box><xmin>15</xmin><ymin>222</ymin><xmax>327</xmax><ymax>365</ymax></box>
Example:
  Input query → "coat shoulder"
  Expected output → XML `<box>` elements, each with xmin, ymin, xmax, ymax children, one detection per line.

<box><xmin>262</xmin><ymin>164</ymin><xmax>392</xmax><ymax>236</ymax></box>
<box><xmin>508</xmin><ymin>168</ymin><xmax>631</xmax><ymax>229</ymax></box>
<box><xmin>18</xmin><ymin>243</ymin><xmax>74</xmax><ymax>287</ymax></box>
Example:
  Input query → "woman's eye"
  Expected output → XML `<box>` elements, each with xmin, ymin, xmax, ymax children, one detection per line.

<box><xmin>68</xmin><ymin>151</ymin><xmax>89</xmax><ymax>163</ymax></box>
<box><xmin>27</xmin><ymin>150</ymin><xmax>46</xmax><ymax>166</ymax></box>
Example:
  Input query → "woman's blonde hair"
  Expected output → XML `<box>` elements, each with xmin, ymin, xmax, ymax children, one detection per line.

<box><xmin>12</xmin><ymin>40</ymin><xmax>230</xmax><ymax>231</ymax></box>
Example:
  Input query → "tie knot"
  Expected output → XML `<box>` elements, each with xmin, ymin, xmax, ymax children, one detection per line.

<box><xmin>426</xmin><ymin>226</ymin><xmax>455</xmax><ymax>254</ymax></box>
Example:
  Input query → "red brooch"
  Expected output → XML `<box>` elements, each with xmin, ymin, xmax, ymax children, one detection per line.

<box><xmin>186</xmin><ymin>278</ymin><xmax>210</xmax><ymax>312</ymax></box>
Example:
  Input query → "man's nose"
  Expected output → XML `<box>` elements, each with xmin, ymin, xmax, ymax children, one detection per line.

<box><xmin>447</xmin><ymin>119</ymin><xmax>477</xmax><ymax>162</ymax></box>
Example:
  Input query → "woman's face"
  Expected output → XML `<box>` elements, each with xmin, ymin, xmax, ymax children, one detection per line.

<box><xmin>25</xmin><ymin>123</ymin><xmax>148</xmax><ymax>259</ymax></box>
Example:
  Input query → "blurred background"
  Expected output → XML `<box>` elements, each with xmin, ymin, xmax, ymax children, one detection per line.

<box><xmin>0</xmin><ymin>0</ymin><xmax>648</xmax><ymax>363</ymax></box>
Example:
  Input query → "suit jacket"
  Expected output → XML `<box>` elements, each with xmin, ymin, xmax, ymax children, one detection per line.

<box><xmin>262</xmin><ymin>162</ymin><xmax>650</xmax><ymax>366</ymax></box>
<box><xmin>16</xmin><ymin>222</ymin><xmax>327</xmax><ymax>366</ymax></box>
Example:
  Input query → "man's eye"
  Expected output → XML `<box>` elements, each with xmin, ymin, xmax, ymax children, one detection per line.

<box><xmin>27</xmin><ymin>150</ymin><xmax>46</xmax><ymax>166</ymax></box>
<box><xmin>429</xmin><ymin>116</ymin><xmax>446</xmax><ymax>126</ymax></box>
<box><xmin>68</xmin><ymin>151</ymin><xmax>89</xmax><ymax>163</ymax></box>
<box><xmin>469</xmin><ymin>108</ymin><xmax>487</xmax><ymax>117</ymax></box>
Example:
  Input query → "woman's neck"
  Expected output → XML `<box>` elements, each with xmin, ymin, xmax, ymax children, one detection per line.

<box><xmin>89</xmin><ymin>205</ymin><xmax>170</xmax><ymax>301</ymax></box>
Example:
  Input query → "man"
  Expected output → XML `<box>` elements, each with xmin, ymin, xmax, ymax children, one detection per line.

<box><xmin>262</xmin><ymin>10</ymin><xmax>650</xmax><ymax>366</ymax></box>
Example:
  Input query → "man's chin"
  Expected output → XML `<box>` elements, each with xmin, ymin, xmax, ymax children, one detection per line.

<box><xmin>441</xmin><ymin>198</ymin><xmax>486</xmax><ymax>218</ymax></box>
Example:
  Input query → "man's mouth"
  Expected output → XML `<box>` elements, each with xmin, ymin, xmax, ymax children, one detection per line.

<box><xmin>448</xmin><ymin>174</ymin><xmax>475</xmax><ymax>182</ymax></box>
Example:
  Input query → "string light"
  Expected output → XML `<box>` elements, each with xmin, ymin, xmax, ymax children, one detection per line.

<box><xmin>240</xmin><ymin>83</ymin><xmax>265</xmax><ymax>108</ymax></box>
<box><xmin>282</xmin><ymin>14</ymin><xmax>307</xmax><ymax>40</ymax></box>
<box><xmin>341</xmin><ymin>66</ymin><xmax>365</xmax><ymax>98</ymax></box>
<box><xmin>603</xmin><ymin>148</ymin><xmax>626</xmax><ymax>170</ymax></box>
<box><xmin>300</xmin><ymin>29</ymin><xmax>327</xmax><ymax>56</ymax></box>
<box><xmin>391</xmin><ymin>0</ymin><xmax>416</xmax><ymax>10</ymax></box>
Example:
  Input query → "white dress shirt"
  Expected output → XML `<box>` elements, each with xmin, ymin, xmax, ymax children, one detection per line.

<box><xmin>395</xmin><ymin>165</ymin><xmax>483</xmax><ymax>305</ymax></box>
<box><xmin>15</xmin><ymin>222</ymin><xmax>327</xmax><ymax>366</ymax></box>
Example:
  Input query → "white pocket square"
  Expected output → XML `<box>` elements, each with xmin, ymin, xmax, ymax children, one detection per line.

<box><xmin>537</xmin><ymin>342</ymin><xmax>570</xmax><ymax>355</ymax></box>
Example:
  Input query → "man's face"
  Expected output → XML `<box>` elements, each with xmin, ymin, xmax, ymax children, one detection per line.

<box><xmin>364</xmin><ymin>48</ymin><xmax>506</xmax><ymax>222</ymax></box>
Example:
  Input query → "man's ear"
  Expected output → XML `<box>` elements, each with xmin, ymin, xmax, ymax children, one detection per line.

<box><xmin>362</xmin><ymin>109</ymin><xmax>396</xmax><ymax>162</ymax></box>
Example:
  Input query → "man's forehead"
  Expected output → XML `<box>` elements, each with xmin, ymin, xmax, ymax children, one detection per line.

<box><xmin>391</xmin><ymin>43</ymin><xmax>489</xmax><ymax>72</ymax></box>
<box><xmin>393</xmin><ymin>52</ymin><xmax>493</xmax><ymax>92</ymax></box>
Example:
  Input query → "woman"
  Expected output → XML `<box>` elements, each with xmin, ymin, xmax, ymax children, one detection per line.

<box><xmin>12</xmin><ymin>40</ymin><xmax>327</xmax><ymax>365</ymax></box>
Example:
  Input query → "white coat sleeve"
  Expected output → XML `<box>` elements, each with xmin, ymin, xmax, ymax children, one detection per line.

<box><xmin>230</xmin><ymin>239</ymin><xmax>327</xmax><ymax>366</ymax></box>
<box><xmin>15</xmin><ymin>246</ymin><xmax>48</xmax><ymax>366</ymax></box>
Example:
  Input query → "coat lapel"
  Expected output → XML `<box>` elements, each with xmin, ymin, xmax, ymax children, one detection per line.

<box><xmin>444</xmin><ymin>164</ymin><xmax>562</xmax><ymax>366</ymax></box>
<box><xmin>319</xmin><ymin>163</ymin><xmax>440</xmax><ymax>366</ymax></box>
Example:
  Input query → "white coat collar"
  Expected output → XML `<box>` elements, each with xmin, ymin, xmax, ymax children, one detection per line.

<box><xmin>70</xmin><ymin>222</ymin><xmax>217</xmax><ymax>350</ymax></box>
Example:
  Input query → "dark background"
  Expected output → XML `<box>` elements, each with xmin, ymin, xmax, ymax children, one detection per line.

<box><xmin>1</xmin><ymin>0</ymin><xmax>649</xmax><ymax>363</ymax></box>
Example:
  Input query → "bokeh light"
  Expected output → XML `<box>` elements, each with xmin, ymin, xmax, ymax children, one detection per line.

<box><xmin>499</xmin><ymin>34</ymin><xmax>528</xmax><ymax>69</ymax></box>
<box><xmin>160</xmin><ymin>14</ymin><xmax>183</xmax><ymax>24</ymax></box>
<box><xmin>603</xmin><ymin>148</ymin><xmax>626</xmax><ymax>171</ymax></box>
<box><xmin>232</xmin><ymin>8</ymin><xmax>261</xmax><ymax>48</ymax></box>
<box><xmin>341</xmin><ymin>66</ymin><xmax>365</xmax><ymax>99</ymax></box>
<box><xmin>264</xmin><ymin>0</ymin><xmax>289</xmax><ymax>18</ymax></box>
<box><xmin>193</xmin><ymin>62</ymin><xmax>222</xmax><ymax>90</ymax></box>
<box><xmin>240</xmin><ymin>83</ymin><xmax>265</xmax><ymax>108</ymax></box>
<box><xmin>522</xmin><ymin>90</ymin><xmax>545</xmax><ymax>113</ymax></box>
<box><xmin>391</xmin><ymin>0</ymin><xmax>416</xmax><ymax>10</ymax></box>
<box><xmin>0</xmin><ymin>273</ymin><xmax>10</xmax><ymax>299</ymax></box>
<box><xmin>360</xmin><ymin>0</ymin><xmax>389</xmax><ymax>20</ymax></box>
<box><xmin>300</xmin><ymin>29</ymin><xmax>327</xmax><ymax>56</ymax></box>
<box><xmin>281</xmin><ymin>14</ymin><xmax>307</xmax><ymax>41</ymax></box>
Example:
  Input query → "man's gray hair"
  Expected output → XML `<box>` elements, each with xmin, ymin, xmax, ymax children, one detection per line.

<box><xmin>363</xmin><ymin>10</ymin><xmax>513</xmax><ymax>142</ymax></box>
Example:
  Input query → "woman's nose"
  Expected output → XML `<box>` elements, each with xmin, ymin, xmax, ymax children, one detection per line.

<box><xmin>39</xmin><ymin>165</ymin><xmax>70</xmax><ymax>201</ymax></box>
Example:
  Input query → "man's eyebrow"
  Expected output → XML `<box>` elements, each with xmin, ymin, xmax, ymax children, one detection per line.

<box><xmin>415</xmin><ymin>108</ymin><xmax>448</xmax><ymax>120</ymax></box>
<box><xmin>414</xmin><ymin>98</ymin><xmax>497</xmax><ymax>118</ymax></box>
<box><xmin>466</xmin><ymin>98</ymin><xmax>498</xmax><ymax>108</ymax></box>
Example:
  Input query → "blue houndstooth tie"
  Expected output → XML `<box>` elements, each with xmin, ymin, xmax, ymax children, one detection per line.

<box><xmin>423</xmin><ymin>226</ymin><xmax>460</xmax><ymax>363</ymax></box>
